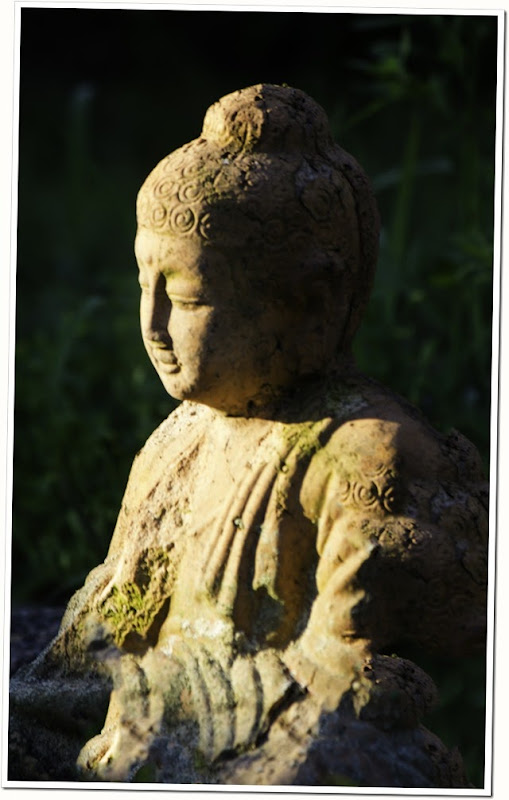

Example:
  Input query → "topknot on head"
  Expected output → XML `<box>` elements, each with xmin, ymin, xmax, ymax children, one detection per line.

<box><xmin>201</xmin><ymin>83</ymin><xmax>334</xmax><ymax>155</ymax></box>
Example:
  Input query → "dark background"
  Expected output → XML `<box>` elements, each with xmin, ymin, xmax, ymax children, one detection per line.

<box><xmin>13</xmin><ymin>7</ymin><xmax>497</xmax><ymax>786</ymax></box>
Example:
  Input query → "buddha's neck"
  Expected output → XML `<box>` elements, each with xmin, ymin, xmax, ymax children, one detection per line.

<box><xmin>189</xmin><ymin>354</ymin><xmax>360</xmax><ymax>427</ymax></box>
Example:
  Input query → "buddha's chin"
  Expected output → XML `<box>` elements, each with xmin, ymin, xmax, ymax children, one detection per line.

<box><xmin>158</xmin><ymin>372</ymin><xmax>195</xmax><ymax>402</ymax></box>
<box><xmin>156</xmin><ymin>370</ymin><xmax>215</xmax><ymax>406</ymax></box>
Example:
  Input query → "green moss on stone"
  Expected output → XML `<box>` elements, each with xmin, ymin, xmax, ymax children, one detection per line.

<box><xmin>99</xmin><ymin>547</ymin><xmax>175</xmax><ymax>646</ymax></box>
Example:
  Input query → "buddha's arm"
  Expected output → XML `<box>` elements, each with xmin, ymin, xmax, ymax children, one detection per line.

<box><xmin>312</xmin><ymin>477</ymin><xmax>487</xmax><ymax>656</ymax></box>
<box><xmin>285</xmin><ymin>420</ymin><xmax>488</xmax><ymax>701</ymax></box>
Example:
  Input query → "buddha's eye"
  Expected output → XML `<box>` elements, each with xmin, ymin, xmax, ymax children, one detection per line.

<box><xmin>169</xmin><ymin>296</ymin><xmax>206</xmax><ymax>310</ymax></box>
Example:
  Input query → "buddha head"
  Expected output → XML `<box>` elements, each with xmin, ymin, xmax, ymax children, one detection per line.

<box><xmin>135</xmin><ymin>84</ymin><xmax>380</xmax><ymax>415</ymax></box>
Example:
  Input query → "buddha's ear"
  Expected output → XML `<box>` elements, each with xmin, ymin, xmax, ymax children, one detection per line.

<box><xmin>290</xmin><ymin>256</ymin><xmax>351</xmax><ymax>372</ymax></box>
<box><xmin>295</xmin><ymin>254</ymin><xmax>349</xmax><ymax>320</ymax></box>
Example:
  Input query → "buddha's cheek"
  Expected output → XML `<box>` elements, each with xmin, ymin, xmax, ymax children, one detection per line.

<box><xmin>160</xmin><ymin>305</ymin><xmax>298</xmax><ymax>408</ymax></box>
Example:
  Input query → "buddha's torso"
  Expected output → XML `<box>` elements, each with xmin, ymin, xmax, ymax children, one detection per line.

<box><xmin>63</xmin><ymin>375</ymin><xmax>487</xmax><ymax>666</ymax></box>
<box><xmin>100</xmin><ymin>400</ymin><xmax>331</xmax><ymax>653</ymax></box>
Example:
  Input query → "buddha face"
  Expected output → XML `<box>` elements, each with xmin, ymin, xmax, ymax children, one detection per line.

<box><xmin>135</xmin><ymin>228</ymin><xmax>308</xmax><ymax>415</ymax></box>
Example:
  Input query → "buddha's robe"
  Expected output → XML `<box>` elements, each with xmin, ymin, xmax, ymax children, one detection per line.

<box><xmin>9</xmin><ymin>374</ymin><xmax>488</xmax><ymax>785</ymax></box>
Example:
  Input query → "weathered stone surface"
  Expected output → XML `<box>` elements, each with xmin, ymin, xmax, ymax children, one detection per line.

<box><xmin>9</xmin><ymin>84</ymin><xmax>488</xmax><ymax>787</ymax></box>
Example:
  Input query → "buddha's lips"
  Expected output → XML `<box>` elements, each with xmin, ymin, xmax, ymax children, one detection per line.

<box><xmin>151</xmin><ymin>348</ymin><xmax>180</xmax><ymax>371</ymax></box>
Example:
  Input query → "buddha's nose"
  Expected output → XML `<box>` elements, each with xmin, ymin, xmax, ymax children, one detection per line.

<box><xmin>143</xmin><ymin>291</ymin><xmax>172</xmax><ymax>345</ymax></box>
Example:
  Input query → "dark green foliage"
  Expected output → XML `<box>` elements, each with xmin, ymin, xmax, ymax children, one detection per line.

<box><xmin>347</xmin><ymin>16</ymin><xmax>495</xmax><ymax>465</ymax></box>
<box><xmin>13</xmin><ymin>9</ymin><xmax>496</xmax><ymax>787</ymax></box>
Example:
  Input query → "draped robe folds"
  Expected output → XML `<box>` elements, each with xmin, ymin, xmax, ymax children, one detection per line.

<box><xmin>9</xmin><ymin>375</ymin><xmax>488</xmax><ymax>786</ymax></box>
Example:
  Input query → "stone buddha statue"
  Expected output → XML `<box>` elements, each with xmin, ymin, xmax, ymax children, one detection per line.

<box><xmin>9</xmin><ymin>84</ymin><xmax>488</xmax><ymax>788</ymax></box>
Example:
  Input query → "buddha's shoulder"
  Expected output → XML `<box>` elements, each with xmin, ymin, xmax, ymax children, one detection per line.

<box><xmin>128</xmin><ymin>401</ymin><xmax>212</xmax><ymax>476</ymax></box>
<box><xmin>308</xmin><ymin>375</ymin><xmax>484</xmax><ymax>486</ymax></box>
